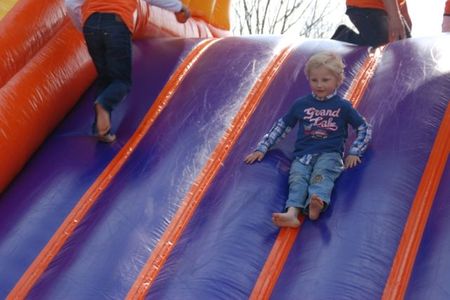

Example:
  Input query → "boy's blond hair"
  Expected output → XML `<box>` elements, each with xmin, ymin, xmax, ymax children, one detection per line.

<box><xmin>304</xmin><ymin>52</ymin><xmax>345</xmax><ymax>84</ymax></box>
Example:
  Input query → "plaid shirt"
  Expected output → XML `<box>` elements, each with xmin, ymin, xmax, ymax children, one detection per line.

<box><xmin>255</xmin><ymin>96</ymin><xmax>372</xmax><ymax>165</ymax></box>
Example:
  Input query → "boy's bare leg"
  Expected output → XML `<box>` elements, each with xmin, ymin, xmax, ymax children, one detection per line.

<box><xmin>308</xmin><ymin>194</ymin><xmax>324</xmax><ymax>221</ymax></box>
<box><xmin>272</xmin><ymin>207</ymin><xmax>301</xmax><ymax>228</ymax></box>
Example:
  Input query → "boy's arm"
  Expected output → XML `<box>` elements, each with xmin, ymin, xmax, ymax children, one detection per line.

<box><xmin>64</xmin><ymin>0</ymin><xmax>83</xmax><ymax>31</ymax></box>
<box><xmin>244</xmin><ymin>118</ymin><xmax>292</xmax><ymax>164</ymax></box>
<box><xmin>148</xmin><ymin>0</ymin><xmax>191</xmax><ymax>23</ymax></box>
<box><xmin>348</xmin><ymin>119</ymin><xmax>372</xmax><ymax>157</ymax></box>
<box><xmin>383</xmin><ymin>0</ymin><xmax>406</xmax><ymax>41</ymax></box>
<box><xmin>148</xmin><ymin>0</ymin><xmax>182</xmax><ymax>12</ymax></box>
<box><xmin>443</xmin><ymin>0</ymin><xmax>450</xmax><ymax>32</ymax></box>
<box><xmin>399</xmin><ymin>1</ymin><xmax>412</xmax><ymax>34</ymax></box>
<box><xmin>255</xmin><ymin>118</ymin><xmax>292</xmax><ymax>154</ymax></box>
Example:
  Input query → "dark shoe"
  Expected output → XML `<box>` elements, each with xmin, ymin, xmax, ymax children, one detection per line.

<box><xmin>97</xmin><ymin>129</ymin><xmax>117</xmax><ymax>143</ymax></box>
<box><xmin>92</xmin><ymin>122</ymin><xmax>117</xmax><ymax>143</ymax></box>
<box><xmin>331</xmin><ymin>24</ymin><xmax>348</xmax><ymax>40</ymax></box>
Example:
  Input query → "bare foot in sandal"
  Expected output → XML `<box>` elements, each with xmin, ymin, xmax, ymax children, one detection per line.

<box><xmin>95</xmin><ymin>103</ymin><xmax>116</xmax><ymax>143</ymax></box>
<box><xmin>308</xmin><ymin>195</ymin><xmax>324</xmax><ymax>221</ymax></box>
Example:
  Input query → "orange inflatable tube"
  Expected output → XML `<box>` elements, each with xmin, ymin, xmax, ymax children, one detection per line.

<box><xmin>0</xmin><ymin>0</ymin><xmax>66</xmax><ymax>88</ymax></box>
<box><xmin>0</xmin><ymin>0</ymin><xmax>231</xmax><ymax>193</ymax></box>
<box><xmin>0</xmin><ymin>22</ymin><xmax>95</xmax><ymax>192</ymax></box>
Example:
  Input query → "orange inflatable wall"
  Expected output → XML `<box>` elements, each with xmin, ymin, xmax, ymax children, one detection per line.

<box><xmin>0</xmin><ymin>0</ymin><xmax>231</xmax><ymax>193</ymax></box>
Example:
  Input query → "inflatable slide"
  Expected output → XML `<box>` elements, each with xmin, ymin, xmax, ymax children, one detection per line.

<box><xmin>0</xmin><ymin>0</ymin><xmax>449</xmax><ymax>299</ymax></box>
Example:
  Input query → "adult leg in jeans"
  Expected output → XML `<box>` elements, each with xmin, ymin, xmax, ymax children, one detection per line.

<box><xmin>83</xmin><ymin>13</ymin><xmax>132</xmax><ymax>142</ymax></box>
<box><xmin>331</xmin><ymin>24</ymin><xmax>364</xmax><ymax>45</ymax></box>
<box><xmin>346</xmin><ymin>7</ymin><xmax>389</xmax><ymax>47</ymax></box>
<box><xmin>83</xmin><ymin>16</ymin><xmax>111</xmax><ymax>139</ymax></box>
<box><xmin>98</xmin><ymin>16</ymin><xmax>132</xmax><ymax>113</ymax></box>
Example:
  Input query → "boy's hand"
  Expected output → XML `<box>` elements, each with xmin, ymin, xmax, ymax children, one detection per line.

<box><xmin>345</xmin><ymin>155</ymin><xmax>361</xmax><ymax>169</ymax></box>
<box><xmin>244</xmin><ymin>151</ymin><xmax>265</xmax><ymax>164</ymax></box>
<box><xmin>175</xmin><ymin>4</ymin><xmax>190</xmax><ymax>23</ymax></box>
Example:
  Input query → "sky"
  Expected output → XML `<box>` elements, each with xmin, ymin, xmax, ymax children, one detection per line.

<box><xmin>231</xmin><ymin>0</ymin><xmax>448</xmax><ymax>37</ymax></box>
<box><xmin>408</xmin><ymin>0</ymin><xmax>447</xmax><ymax>37</ymax></box>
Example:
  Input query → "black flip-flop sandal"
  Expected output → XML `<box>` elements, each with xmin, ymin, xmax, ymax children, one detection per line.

<box><xmin>97</xmin><ymin>129</ymin><xmax>117</xmax><ymax>143</ymax></box>
<box><xmin>92</xmin><ymin>105</ymin><xmax>116</xmax><ymax>143</ymax></box>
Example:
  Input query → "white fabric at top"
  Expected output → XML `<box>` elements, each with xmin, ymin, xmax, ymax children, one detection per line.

<box><xmin>64</xmin><ymin>0</ymin><xmax>183</xmax><ymax>30</ymax></box>
<box><xmin>443</xmin><ymin>15</ymin><xmax>450</xmax><ymax>32</ymax></box>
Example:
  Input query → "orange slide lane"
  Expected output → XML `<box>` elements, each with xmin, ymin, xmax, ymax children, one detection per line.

<box><xmin>382</xmin><ymin>102</ymin><xmax>450</xmax><ymax>300</ymax></box>
<box><xmin>250</xmin><ymin>47</ymin><xmax>385</xmax><ymax>300</ymax></box>
<box><xmin>126</xmin><ymin>42</ymin><xmax>297</xmax><ymax>300</ymax></box>
<box><xmin>6</xmin><ymin>39</ymin><xmax>216</xmax><ymax>300</ymax></box>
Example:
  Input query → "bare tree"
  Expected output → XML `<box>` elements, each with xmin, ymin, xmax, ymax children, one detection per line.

<box><xmin>232</xmin><ymin>0</ymin><xmax>346</xmax><ymax>38</ymax></box>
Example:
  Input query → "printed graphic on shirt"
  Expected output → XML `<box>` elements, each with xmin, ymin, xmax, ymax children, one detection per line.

<box><xmin>303</xmin><ymin>107</ymin><xmax>341</xmax><ymax>139</ymax></box>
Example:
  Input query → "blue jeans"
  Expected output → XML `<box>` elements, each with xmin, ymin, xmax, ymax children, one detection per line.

<box><xmin>331</xmin><ymin>7</ymin><xmax>410</xmax><ymax>47</ymax></box>
<box><xmin>285</xmin><ymin>152</ymin><xmax>344</xmax><ymax>213</ymax></box>
<box><xmin>83</xmin><ymin>13</ymin><xmax>132</xmax><ymax>112</ymax></box>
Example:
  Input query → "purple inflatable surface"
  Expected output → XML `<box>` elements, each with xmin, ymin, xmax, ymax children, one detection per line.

<box><xmin>0</xmin><ymin>36</ymin><xmax>449</xmax><ymax>299</ymax></box>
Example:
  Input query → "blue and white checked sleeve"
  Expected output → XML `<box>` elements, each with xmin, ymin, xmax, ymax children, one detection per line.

<box><xmin>348</xmin><ymin>119</ymin><xmax>372</xmax><ymax>157</ymax></box>
<box><xmin>64</xmin><ymin>0</ymin><xmax>83</xmax><ymax>30</ymax></box>
<box><xmin>255</xmin><ymin>118</ymin><xmax>292</xmax><ymax>154</ymax></box>
<box><xmin>150</xmin><ymin>0</ymin><xmax>183</xmax><ymax>12</ymax></box>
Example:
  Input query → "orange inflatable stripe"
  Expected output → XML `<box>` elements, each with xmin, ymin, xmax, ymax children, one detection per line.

<box><xmin>0</xmin><ymin>0</ymin><xmax>66</xmax><ymax>88</ymax></box>
<box><xmin>126</xmin><ymin>43</ymin><xmax>296</xmax><ymax>300</ymax></box>
<box><xmin>250</xmin><ymin>47</ymin><xmax>385</xmax><ymax>299</ymax></box>
<box><xmin>344</xmin><ymin>47</ymin><xmax>384</xmax><ymax>104</ymax></box>
<box><xmin>382</xmin><ymin>102</ymin><xmax>450</xmax><ymax>300</ymax></box>
<box><xmin>6</xmin><ymin>39</ymin><xmax>215</xmax><ymax>300</ymax></box>
<box><xmin>0</xmin><ymin>23</ymin><xmax>95</xmax><ymax>193</ymax></box>
<box><xmin>250</xmin><ymin>217</ymin><xmax>305</xmax><ymax>300</ymax></box>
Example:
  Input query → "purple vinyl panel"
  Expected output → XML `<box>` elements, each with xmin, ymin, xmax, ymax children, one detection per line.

<box><xmin>27</xmin><ymin>36</ymin><xmax>283</xmax><ymax>299</ymax></box>
<box><xmin>146</xmin><ymin>40</ymin><xmax>368</xmax><ymax>299</ymax></box>
<box><xmin>271</xmin><ymin>37</ymin><xmax>450</xmax><ymax>299</ymax></box>
<box><xmin>2</xmin><ymin>35</ymin><xmax>449</xmax><ymax>300</ymax></box>
<box><xmin>0</xmin><ymin>39</ymin><xmax>200</xmax><ymax>297</ymax></box>
<box><xmin>406</xmin><ymin>161</ymin><xmax>450</xmax><ymax>299</ymax></box>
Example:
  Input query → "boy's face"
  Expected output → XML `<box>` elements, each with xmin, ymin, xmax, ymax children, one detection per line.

<box><xmin>308</xmin><ymin>66</ymin><xmax>340</xmax><ymax>100</ymax></box>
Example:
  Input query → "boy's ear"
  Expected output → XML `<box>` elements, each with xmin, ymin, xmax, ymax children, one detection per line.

<box><xmin>335</xmin><ymin>75</ymin><xmax>344</xmax><ymax>85</ymax></box>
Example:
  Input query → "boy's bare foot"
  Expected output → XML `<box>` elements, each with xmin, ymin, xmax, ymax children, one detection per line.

<box><xmin>272</xmin><ymin>212</ymin><xmax>300</xmax><ymax>228</ymax></box>
<box><xmin>308</xmin><ymin>195</ymin><xmax>324</xmax><ymax>221</ymax></box>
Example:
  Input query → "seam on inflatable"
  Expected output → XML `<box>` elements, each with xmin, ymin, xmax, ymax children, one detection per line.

<box><xmin>126</xmin><ymin>41</ymin><xmax>297</xmax><ymax>300</ymax></box>
<box><xmin>6</xmin><ymin>38</ymin><xmax>216</xmax><ymax>300</ymax></box>
<box><xmin>249</xmin><ymin>46</ymin><xmax>384</xmax><ymax>300</ymax></box>
<box><xmin>382</xmin><ymin>102</ymin><xmax>450</xmax><ymax>300</ymax></box>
